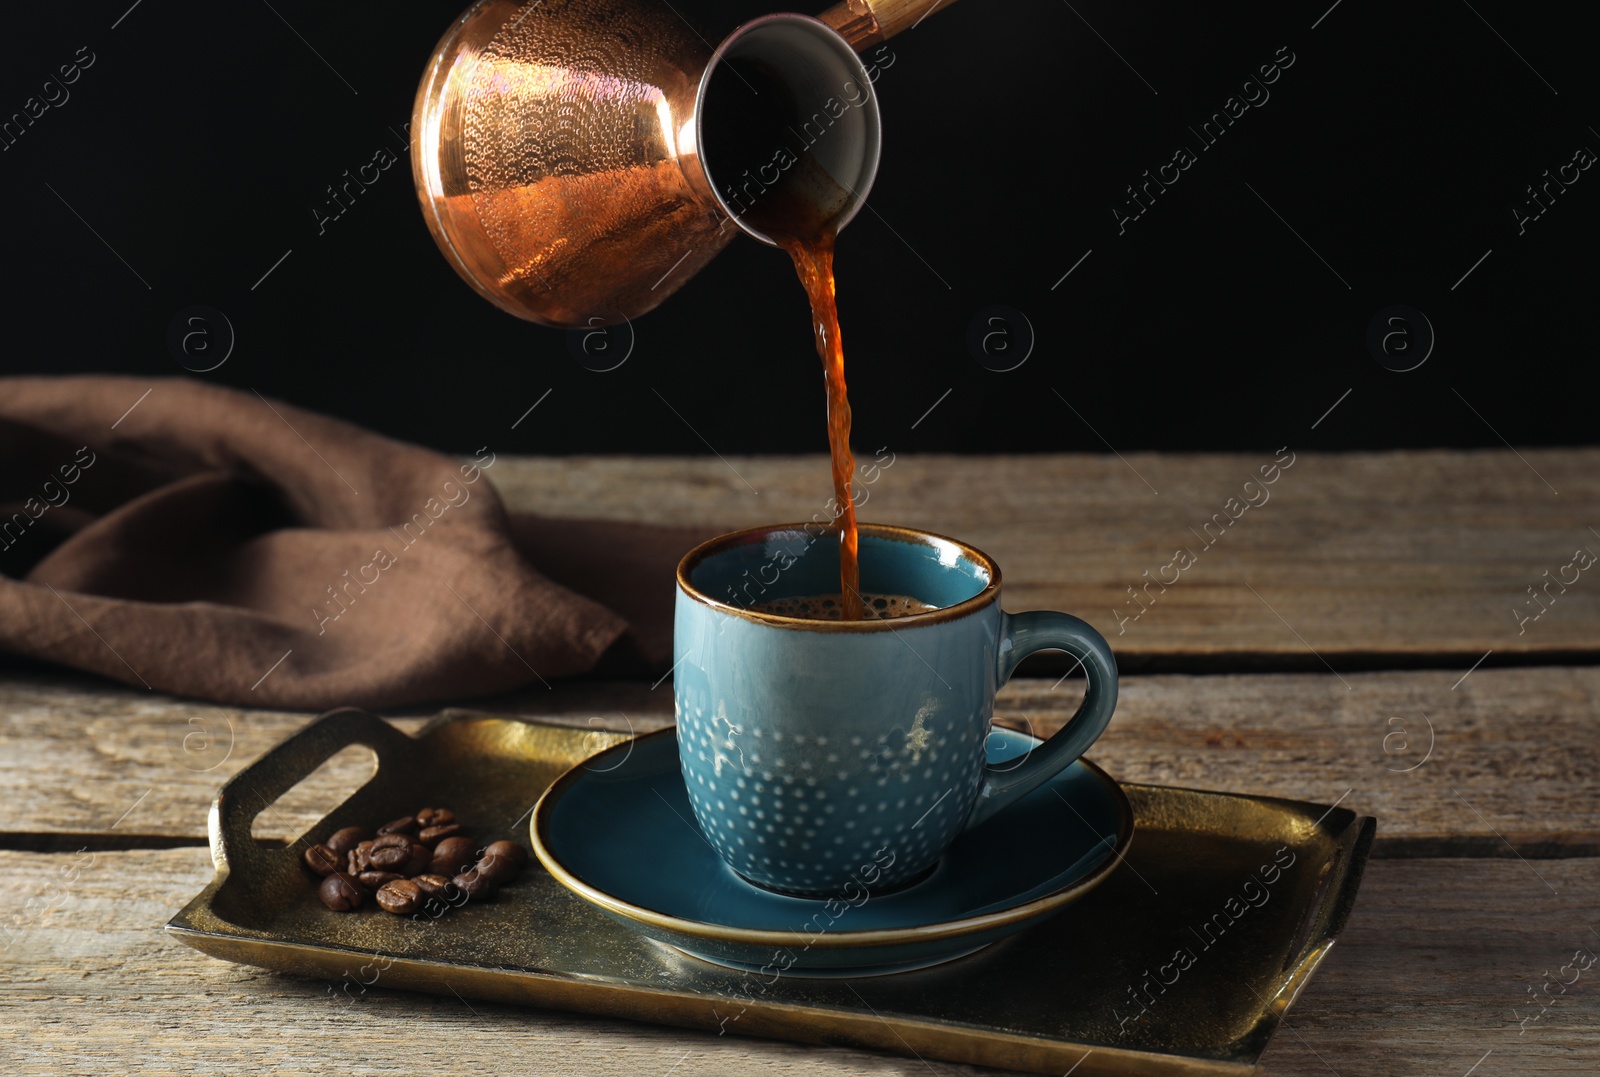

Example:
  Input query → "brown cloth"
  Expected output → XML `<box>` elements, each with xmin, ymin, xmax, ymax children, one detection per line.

<box><xmin>0</xmin><ymin>376</ymin><xmax>714</xmax><ymax>708</ymax></box>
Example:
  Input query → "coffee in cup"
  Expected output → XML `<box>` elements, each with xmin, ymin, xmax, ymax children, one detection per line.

<box><xmin>673</xmin><ymin>522</ymin><xmax>1119</xmax><ymax>897</ymax></box>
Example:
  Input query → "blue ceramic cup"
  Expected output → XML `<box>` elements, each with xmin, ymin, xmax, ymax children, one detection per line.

<box><xmin>673</xmin><ymin>523</ymin><xmax>1118</xmax><ymax>897</ymax></box>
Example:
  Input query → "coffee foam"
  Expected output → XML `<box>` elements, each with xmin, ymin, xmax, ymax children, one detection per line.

<box><xmin>750</xmin><ymin>593</ymin><xmax>937</xmax><ymax>621</ymax></box>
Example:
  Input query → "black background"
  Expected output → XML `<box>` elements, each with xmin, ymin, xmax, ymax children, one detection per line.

<box><xmin>1</xmin><ymin>0</ymin><xmax>1594</xmax><ymax>455</ymax></box>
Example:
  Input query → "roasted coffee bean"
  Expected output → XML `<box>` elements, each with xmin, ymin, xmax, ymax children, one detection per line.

<box><xmin>410</xmin><ymin>874</ymin><xmax>458</xmax><ymax>916</ymax></box>
<box><xmin>403</xmin><ymin>840</ymin><xmax>433</xmax><ymax>876</ymax></box>
<box><xmin>370</xmin><ymin>847</ymin><xmax>410</xmax><ymax>871</ymax></box>
<box><xmin>411</xmin><ymin>873</ymin><xmax>452</xmax><ymax>899</ymax></box>
<box><xmin>475</xmin><ymin>856</ymin><xmax>515</xmax><ymax>884</ymax></box>
<box><xmin>375</xmin><ymin>878</ymin><xmax>423</xmax><ymax>915</ymax></box>
<box><xmin>314</xmin><ymin>806</ymin><xmax>498</xmax><ymax>914</ymax></box>
<box><xmin>430</xmin><ymin>836</ymin><xmax>477</xmax><ymax>877</ymax></box>
<box><xmin>452</xmin><ymin>867</ymin><xmax>496</xmax><ymax>900</ymax></box>
<box><xmin>369</xmin><ymin>840</ymin><xmax>413</xmax><ymax>871</ymax></box>
<box><xmin>319</xmin><ymin>873</ymin><xmax>366</xmax><ymax>911</ymax></box>
<box><xmin>325</xmin><ymin>826</ymin><xmax>369</xmax><ymax>856</ymax></box>
<box><xmin>377</xmin><ymin>815</ymin><xmax>418</xmax><ymax>836</ymax></box>
<box><xmin>348</xmin><ymin>840</ymin><xmax>375</xmax><ymax>874</ymax></box>
<box><xmin>477</xmin><ymin>840</ymin><xmax>528</xmax><ymax>883</ymax></box>
<box><xmin>484</xmin><ymin>840</ymin><xmax>527</xmax><ymax>868</ymax></box>
<box><xmin>303</xmin><ymin>844</ymin><xmax>342</xmax><ymax>877</ymax></box>
<box><xmin>417</xmin><ymin>823</ymin><xmax>462</xmax><ymax>845</ymax></box>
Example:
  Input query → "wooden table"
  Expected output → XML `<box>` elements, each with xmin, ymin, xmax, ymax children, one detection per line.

<box><xmin>6</xmin><ymin>451</ymin><xmax>1598</xmax><ymax>1075</ymax></box>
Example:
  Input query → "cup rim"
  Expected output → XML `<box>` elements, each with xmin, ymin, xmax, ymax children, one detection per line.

<box><xmin>676</xmin><ymin>521</ymin><xmax>1002</xmax><ymax>632</ymax></box>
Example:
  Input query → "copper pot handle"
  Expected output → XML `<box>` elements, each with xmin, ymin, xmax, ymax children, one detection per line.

<box><xmin>817</xmin><ymin>0</ymin><xmax>964</xmax><ymax>50</ymax></box>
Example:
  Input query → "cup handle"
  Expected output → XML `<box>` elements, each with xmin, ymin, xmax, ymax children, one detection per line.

<box><xmin>962</xmin><ymin>611</ymin><xmax>1119</xmax><ymax>832</ymax></box>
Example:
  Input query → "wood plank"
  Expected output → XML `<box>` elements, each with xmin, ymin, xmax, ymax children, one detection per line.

<box><xmin>2</xmin><ymin>849</ymin><xmax>1594</xmax><ymax>1075</ymax></box>
<box><xmin>489</xmin><ymin>450</ymin><xmax>1600</xmax><ymax>666</ymax></box>
<box><xmin>1007</xmin><ymin>666</ymin><xmax>1600</xmax><ymax>860</ymax></box>
<box><xmin>2</xmin><ymin>668</ymin><xmax>1594</xmax><ymax>857</ymax></box>
<box><xmin>0</xmin><ymin>674</ymin><xmax>648</xmax><ymax>846</ymax></box>
<box><xmin>1255</xmin><ymin>856</ymin><xmax>1600</xmax><ymax>1076</ymax></box>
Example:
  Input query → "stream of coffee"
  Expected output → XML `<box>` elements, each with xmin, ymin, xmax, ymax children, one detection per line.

<box><xmin>779</xmin><ymin>225</ymin><xmax>862</xmax><ymax>621</ymax></box>
<box><xmin>703</xmin><ymin>59</ymin><xmax>865</xmax><ymax>619</ymax></box>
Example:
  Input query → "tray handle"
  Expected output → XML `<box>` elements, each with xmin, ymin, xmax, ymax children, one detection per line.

<box><xmin>208</xmin><ymin>707</ymin><xmax>412</xmax><ymax>877</ymax></box>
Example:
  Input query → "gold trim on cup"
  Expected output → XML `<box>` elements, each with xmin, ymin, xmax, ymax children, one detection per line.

<box><xmin>675</xmin><ymin>522</ymin><xmax>1004</xmax><ymax>633</ymax></box>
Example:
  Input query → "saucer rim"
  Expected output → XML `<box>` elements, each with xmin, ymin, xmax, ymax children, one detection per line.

<box><xmin>531</xmin><ymin>726</ymin><xmax>1134</xmax><ymax>951</ymax></box>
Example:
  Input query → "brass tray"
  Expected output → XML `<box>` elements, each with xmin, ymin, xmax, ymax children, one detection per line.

<box><xmin>167</xmin><ymin>708</ymin><xmax>1375</xmax><ymax>1076</ymax></box>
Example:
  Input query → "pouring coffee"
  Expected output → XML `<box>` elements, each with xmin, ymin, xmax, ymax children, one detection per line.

<box><xmin>409</xmin><ymin>0</ymin><xmax>955</xmax><ymax>326</ymax></box>
<box><xmin>412</xmin><ymin>0</ymin><xmax>962</xmax><ymax>611</ymax></box>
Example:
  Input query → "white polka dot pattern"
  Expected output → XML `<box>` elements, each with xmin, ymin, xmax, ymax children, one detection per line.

<box><xmin>675</xmin><ymin>689</ymin><xmax>988</xmax><ymax>896</ymax></box>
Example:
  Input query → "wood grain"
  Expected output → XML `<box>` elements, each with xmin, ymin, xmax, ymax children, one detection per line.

<box><xmin>5</xmin><ymin>447</ymin><xmax>1593</xmax><ymax>1072</ymax></box>
<box><xmin>0</xmin><ymin>674</ymin><xmax>632</xmax><ymax>846</ymax></box>
<box><xmin>2</xmin><ymin>667</ymin><xmax>1594</xmax><ymax>856</ymax></box>
<box><xmin>1007</xmin><ymin>666</ymin><xmax>1600</xmax><ymax>859</ymax></box>
<box><xmin>488</xmin><ymin>450</ymin><xmax>1600</xmax><ymax>667</ymax></box>
<box><xmin>2</xmin><ymin>849</ymin><xmax>1593</xmax><ymax>1076</ymax></box>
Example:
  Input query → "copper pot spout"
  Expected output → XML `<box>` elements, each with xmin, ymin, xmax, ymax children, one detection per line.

<box><xmin>411</xmin><ymin>0</ymin><xmax>956</xmax><ymax>328</ymax></box>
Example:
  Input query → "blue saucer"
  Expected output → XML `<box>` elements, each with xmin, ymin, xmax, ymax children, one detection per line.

<box><xmin>532</xmin><ymin>727</ymin><xmax>1133</xmax><ymax>976</ymax></box>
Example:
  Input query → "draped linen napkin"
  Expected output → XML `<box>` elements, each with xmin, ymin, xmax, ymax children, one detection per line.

<box><xmin>0</xmin><ymin>376</ymin><xmax>712</xmax><ymax>708</ymax></box>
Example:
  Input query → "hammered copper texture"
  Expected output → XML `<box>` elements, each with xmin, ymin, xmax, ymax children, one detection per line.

<box><xmin>416</xmin><ymin>0</ymin><xmax>732</xmax><ymax>326</ymax></box>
